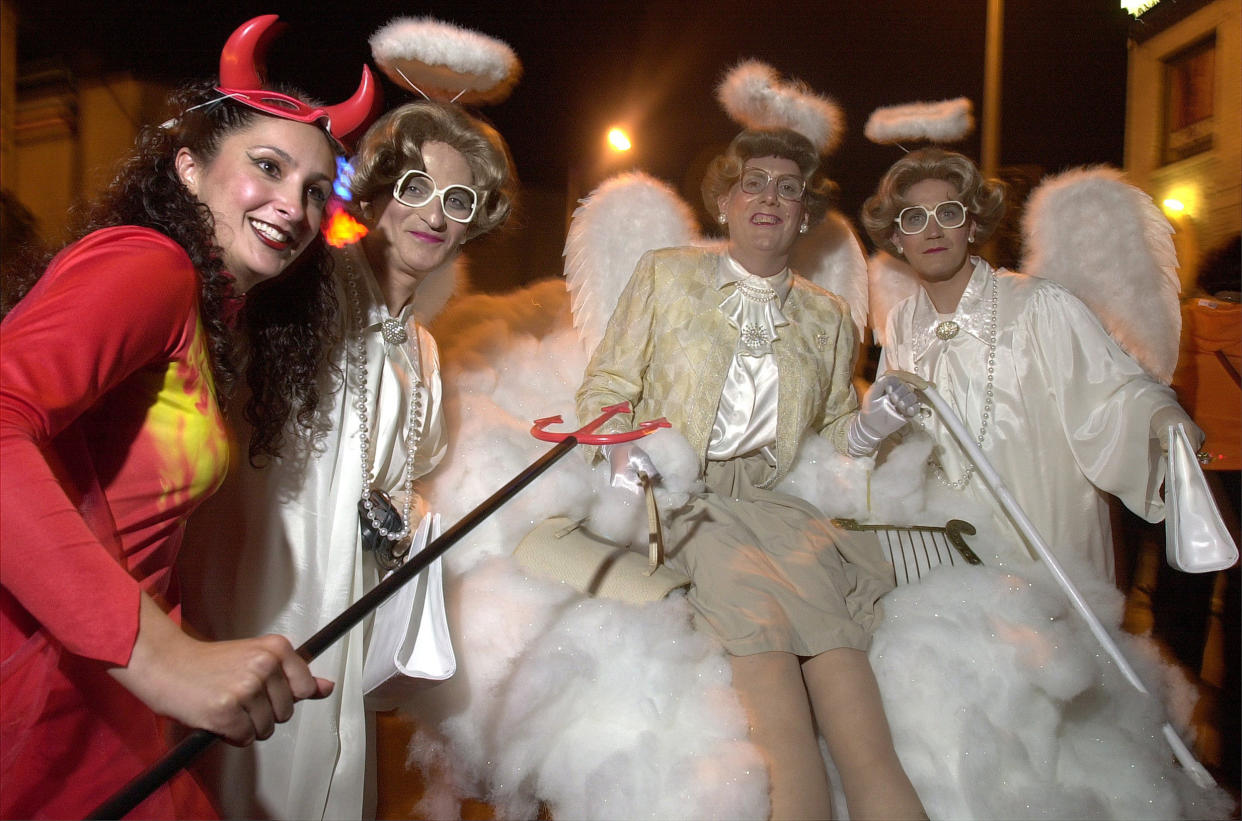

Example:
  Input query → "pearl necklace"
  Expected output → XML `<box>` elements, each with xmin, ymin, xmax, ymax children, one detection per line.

<box><xmin>736</xmin><ymin>278</ymin><xmax>777</xmax><ymax>304</ymax></box>
<box><xmin>922</xmin><ymin>271</ymin><xmax>998</xmax><ymax>490</ymax></box>
<box><xmin>345</xmin><ymin>254</ymin><xmax>424</xmax><ymax>558</ymax></box>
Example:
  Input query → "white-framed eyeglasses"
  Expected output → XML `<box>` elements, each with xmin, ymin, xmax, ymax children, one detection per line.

<box><xmin>739</xmin><ymin>167</ymin><xmax>806</xmax><ymax>201</ymax></box>
<box><xmin>392</xmin><ymin>169</ymin><xmax>479</xmax><ymax>224</ymax></box>
<box><xmin>894</xmin><ymin>200</ymin><xmax>967</xmax><ymax>235</ymax></box>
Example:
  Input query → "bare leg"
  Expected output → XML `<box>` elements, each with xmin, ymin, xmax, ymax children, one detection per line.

<box><xmin>731</xmin><ymin>651</ymin><xmax>833</xmax><ymax>820</ymax></box>
<box><xmin>802</xmin><ymin>648</ymin><xmax>927</xmax><ymax>820</ymax></box>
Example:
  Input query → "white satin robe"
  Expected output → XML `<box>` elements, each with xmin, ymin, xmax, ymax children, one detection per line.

<box><xmin>879</xmin><ymin>259</ymin><xmax>1185</xmax><ymax>580</ymax></box>
<box><xmin>181</xmin><ymin>242</ymin><xmax>447</xmax><ymax>819</ymax></box>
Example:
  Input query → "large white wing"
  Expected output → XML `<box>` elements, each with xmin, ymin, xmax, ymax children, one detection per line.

<box><xmin>866</xmin><ymin>251</ymin><xmax>922</xmax><ymax>348</ymax></box>
<box><xmin>1020</xmin><ymin>166</ymin><xmax>1181</xmax><ymax>384</ymax></box>
<box><xmin>789</xmin><ymin>211</ymin><xmax>869</xmax><ymax>342</ymax></box>
<box><xmin>563</xmin><ymin>172</ymin><xmax>698</xmax><ymax>357</ymax></box>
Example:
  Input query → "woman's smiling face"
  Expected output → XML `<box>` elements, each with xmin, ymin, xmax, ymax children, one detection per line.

<box><xmin>175</xmin><ymin>115</ymin><xmax>336</xmax><ymax>292</ymax></box>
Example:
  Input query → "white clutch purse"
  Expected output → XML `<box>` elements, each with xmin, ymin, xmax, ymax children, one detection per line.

<box><xmin>1165</xmin><ymin>423</ymin><xmax>1238</xmax><ymax>573</ymax></box>
<box><xmin>362</xmin><ymin>512</ymin><xmax>456</xmax><ymax>705</ymax></box>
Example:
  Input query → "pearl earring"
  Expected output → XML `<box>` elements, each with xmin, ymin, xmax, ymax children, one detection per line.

<box><xmin>799</xmin><ymin>221</ymin><xmax>808</xmax><ymax>234</ymax></box>
<box><xmin>718</xmin><ymin>213</ymin><xmax>727</xmax><ymax>225</ymax></box>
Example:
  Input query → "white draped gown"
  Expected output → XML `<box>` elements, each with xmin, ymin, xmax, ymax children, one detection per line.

<box><xmin>879</xmin><ymin>258</ymin><xmax>1187</xmax><ymax>580</ymax></box>
<box><xmin>181</xmin><ymin>242</ymin><xmax>448</xmax><ymax>819</ymax></box>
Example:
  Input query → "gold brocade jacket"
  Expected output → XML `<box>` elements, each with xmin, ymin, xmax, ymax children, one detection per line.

<box><xmin>575</xmin><ymin>246</ymin><xmax>860</xmax><ymax>485</ymax></box>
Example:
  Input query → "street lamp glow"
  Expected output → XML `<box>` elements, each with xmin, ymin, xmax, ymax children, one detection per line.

<box><xmin>607</xmin><ymin>128</ymin><xmax>632</xmax><ymax>152</ymax></box>
<box><xmin>1162</xmin><ymin>183</ymin><xmax>1199</xmax><ymax>217</ymax></box>
<box><xmin>1121</xmin><ymin>0</ymin><xmax>1160</xmax><ymax>16</ymax></box>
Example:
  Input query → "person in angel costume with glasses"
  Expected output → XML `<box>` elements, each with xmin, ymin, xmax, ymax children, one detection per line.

<box><xmin>575</xmin><ymin>64</ymin><xmax>927</xmax><ymax>819</ymax></box>
<box><xmin>862</xmin><ymin>144</ymin><xmax>1201</xmax><ymax>583</ymax></box>
<box><xmin>180</xmin><ymin>18</ymin><xmax>519</xmax><ymax>820</ymax></box>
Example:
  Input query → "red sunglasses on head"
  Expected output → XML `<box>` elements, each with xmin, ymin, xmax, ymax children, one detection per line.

<box><xmin>214</xmin><ymin>87</ymin><xmax>334</xmax><ymax>130</ymax></box>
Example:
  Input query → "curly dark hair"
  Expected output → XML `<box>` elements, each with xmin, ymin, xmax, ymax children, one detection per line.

<box><xmin>7</xmin><ymin>81</ymin><xmax>341</xmax><ymax>463</ymax></box>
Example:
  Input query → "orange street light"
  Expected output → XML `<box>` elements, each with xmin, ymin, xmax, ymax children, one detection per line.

<box><xmin>607</xmin><ymin>127</ymin><xmax>632</xmax><ymax>152</ymax></box>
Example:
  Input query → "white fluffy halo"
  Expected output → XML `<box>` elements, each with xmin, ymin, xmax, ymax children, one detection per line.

<box><xmin>369</xmin><ymin>16</ymin><xmax>521</xmax><ymax>105</ymax></box>
<box><xmin>716</xmin><ymin>60</ymin><xmax>844</xmax><ymax>155</ymax></box>
<box><xmin>864</xmin><ymin>97</ymin><xmax>974</xmax><ymax>145</ymax></box>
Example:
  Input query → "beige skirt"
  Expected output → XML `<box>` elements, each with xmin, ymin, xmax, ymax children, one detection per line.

<box><xmin>664</xmin><ymin>454</ymin><xmax>894</xmax><ymax>657</ymax></box>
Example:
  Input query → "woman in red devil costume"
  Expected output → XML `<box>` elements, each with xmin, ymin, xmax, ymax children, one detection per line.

<box><xmin>0</xmin><ymin>16</ymin><xmax>377</xmax><ymax>819</ymax></box>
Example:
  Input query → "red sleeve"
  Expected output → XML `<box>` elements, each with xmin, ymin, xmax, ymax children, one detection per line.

<box><xmin>0</xmin><ymin>227</ymin><xmax>200</xmax><ymax>665</ymax></box>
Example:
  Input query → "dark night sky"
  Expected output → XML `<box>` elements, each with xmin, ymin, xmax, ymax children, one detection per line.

<box><xmin>17</xmin><ymin>0</ymin><xmax>1135</xmax><ymax>249</ymax></box>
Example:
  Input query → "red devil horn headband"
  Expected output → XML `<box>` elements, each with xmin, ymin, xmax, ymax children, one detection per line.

<box><xmin>216</xmin><ymin>14</ymin><xmax>378</xmax><ymax>148</ymax></box>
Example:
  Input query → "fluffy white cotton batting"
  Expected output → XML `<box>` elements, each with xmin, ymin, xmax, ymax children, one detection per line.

<box><xmin>872</xmin><ymin>564</ymin><xmax>1232</xmax><ymax>820</ymax></box>
<box><xmin>864</xmin><ymin>97</ymin><xmax>975</xmax><ymax>145</ymax></box>
<box><xmin>716</xmin><ymin>60</ymin><xmax>844</xmax><ymax>155</ymax></box>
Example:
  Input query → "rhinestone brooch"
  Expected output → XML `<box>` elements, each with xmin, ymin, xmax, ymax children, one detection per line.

<box><xmin>740</xmin><ymin>323</ymin><xmax>770</xmax><ymax>350</ymax></box>
<box><xmin>381</xmin><ymin>318</ymin><xmax>409</xmax><ymax>345</ymax></box>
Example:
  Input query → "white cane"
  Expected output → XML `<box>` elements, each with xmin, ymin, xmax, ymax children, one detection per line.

<box><xmin>893</xmin><ymin>371</ymin><xmax>1216</xmax><ymax>789</ymax></box>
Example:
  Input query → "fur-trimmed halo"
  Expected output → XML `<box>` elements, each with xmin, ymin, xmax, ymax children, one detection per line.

<box><xmin>369</xmin><ymin>16</ymin><xmax>521</xmax><ymax>105</ymax></box>
<box><xmin>864</xmin><ymin>97</ymin><xmax>974</xmax><ymax>145</ymax></box>
<box><xmin>716</xmin><ymin>60</ymin><xmax>844</xmax><ymax>155</ymax></box>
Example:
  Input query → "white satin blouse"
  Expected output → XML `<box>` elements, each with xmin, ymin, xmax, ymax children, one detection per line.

<box><xmin>707</xmin><ymin>255</ymin><xmax>791</xmax><ymax>462</ymax></box>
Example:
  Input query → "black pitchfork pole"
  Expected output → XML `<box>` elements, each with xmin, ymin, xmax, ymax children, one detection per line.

<box><xmin>89</xmin><ymin>403</ymin><xmax>666</xmax><ymax>819</ymax></box>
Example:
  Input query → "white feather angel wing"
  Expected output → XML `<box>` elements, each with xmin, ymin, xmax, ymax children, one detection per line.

<box><xmin>1020</xmin><ymin>166</ymin><xmax>1181</xmax><ymax>384</ymax></box>
<box><xmin>563</xmin><ymin>172</ymin><xmax>698</xmax><ymax>356</ymax></box>
<box><xmin>789</xmin><ymin>212</ymin><xmax>870</xmax><ymax>341</ymax></box>
<box><xmin>866</xmin><ymin>251</ymin><xmax>923</xmax><ymax>347</ymax></box>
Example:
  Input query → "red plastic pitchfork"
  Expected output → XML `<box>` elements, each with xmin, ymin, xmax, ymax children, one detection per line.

<box><xmin>531</xmin><ymin>401</ymin><xmax>670</xmax><ymax>444</ymax></box>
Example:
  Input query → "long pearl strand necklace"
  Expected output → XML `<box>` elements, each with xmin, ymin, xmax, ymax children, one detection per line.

<box><xmin>923</xmin><ymin>271</ymin><xmax>998</xmax><ymax>490</ymax></box>
<box><xmin>345</xmin><ymin>254</ymin><xmax>424</xmax><ymax>551</ymax></box>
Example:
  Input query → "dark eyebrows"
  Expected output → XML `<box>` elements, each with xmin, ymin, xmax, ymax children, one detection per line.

<box><xmin>251</xmin><ymin>144</ymin><xmax>294</xmax><ymax>163</ymax></box>
<box><xmin>251</xmin><ymin>144</ymin><xmax>332</xmax><ymax>183</ymax></box>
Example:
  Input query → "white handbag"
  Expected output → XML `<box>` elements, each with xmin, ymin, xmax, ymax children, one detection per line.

<box><xmin>1165</xmin><ymin>422</ymin><xmax>1239</xmax><ymax>573</ymax></box>
<box><xmin>363</xmin><ymin>512</ymin><xmax>457</xmax><ymax>706</ymax></box>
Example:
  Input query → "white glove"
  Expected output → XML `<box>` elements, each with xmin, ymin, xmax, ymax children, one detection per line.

<box><xmin>847</xmin><ymin>373</ymin><xmax>921</xmax><ymax>456</ymax></box>
<box><xmin>606</xmin><ymin>443</ymin><xmax>659</xmax><ymax>494</ymax></box>
<box><xmin>1151</xmin><ymin>405</ymin><xmax>1203</xmax><ymax>453</ymax></box>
